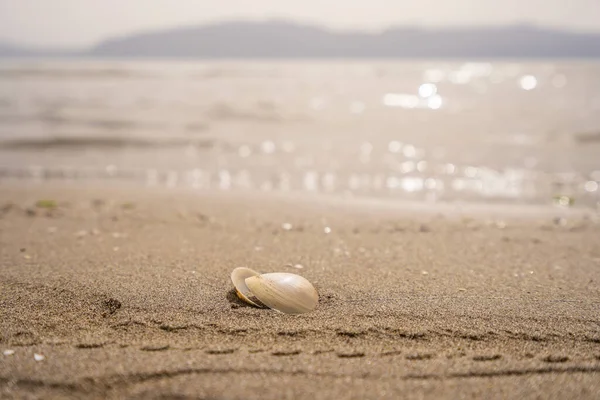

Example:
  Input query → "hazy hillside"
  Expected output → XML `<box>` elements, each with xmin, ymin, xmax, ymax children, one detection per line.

<box><xmin>88</xmin><ymin>21</ymin><xmax>600</xmax><ymax>58</ymax></box>
<box><xmin>3</xmin><ymin>20</ymin><xmax>600</xmax><ymax>58</ymax></box>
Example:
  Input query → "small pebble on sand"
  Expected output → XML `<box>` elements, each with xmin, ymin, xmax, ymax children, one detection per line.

<box><xmin>553</xmin><ymin>217</ymin><xmax>567</xmax><ymax>226</ymax></box>
<box><xmin>3</xmin><ymin>349</ymin><xmax>15</xmax><ymax>356</ymax></box>
<box><xmin>495</xmin><ymin>220</ymin><xmax>507</xmax><ymax>229</ymax></box>
<box><xmin>34</xmin><ymin>353</ymin><xmax>45</xmax><ymax>361</ymax></box>
<box><xmin>419</xmin><ymin>224</ymin><xmax>431</xmax><ymax>232</ymax></box>
<box><xmin>282</xmin><ymin>223</ymin><xmax>293</xmax><ymax>231</ymax></box>
<box><xmin>324</xmin><ymin>227</ymin><xmax>332</xmax><ymax>234</ymax></box>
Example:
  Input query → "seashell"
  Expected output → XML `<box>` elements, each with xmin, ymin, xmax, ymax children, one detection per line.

<box><xmin>245</xmin><ymin>272</ymin><xmax>318</xmax><ymax>314</ymax></box>
<box><xmin>230</xmin><ymin>268</ymin><xmax>318</xmax><ymax>314</ymax></box>
<box><xmin>230</xmin><ymin>267</ymin><xmax>266</xmax><ymax>308</ymax></box>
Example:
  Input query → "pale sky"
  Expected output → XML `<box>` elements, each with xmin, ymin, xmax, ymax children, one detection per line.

<box><xmin>1</xmin><ymin>0</ymin><xmax>599</xmax><ymax>48</ymax></box>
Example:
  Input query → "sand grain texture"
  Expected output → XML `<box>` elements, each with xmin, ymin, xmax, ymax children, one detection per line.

<box><xmin>1</xmin><ymin>183</ymin><xmax>599</xmax><ymax>399</ymax></box>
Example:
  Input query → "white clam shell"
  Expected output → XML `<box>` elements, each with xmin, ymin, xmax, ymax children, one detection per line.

<box><xmin>230</xmin><ymin>267</ymin><xmax>266</xmax><ymax>308</ymax></box>
<box><xmin>245</xmin><ymin>272</ymin><xmax>319</xmax><ymax>314</ymax></box>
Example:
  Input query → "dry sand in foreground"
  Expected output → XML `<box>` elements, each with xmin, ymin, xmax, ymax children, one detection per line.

<box><xmin>1</xmin><ymin>183</ymin><xmax>600</xmax><ymax>399</ymax></box>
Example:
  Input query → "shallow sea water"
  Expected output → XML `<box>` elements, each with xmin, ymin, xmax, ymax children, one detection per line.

<box><xmin>0</xmin><ymin>60</ymin><xmax>599</xmax><ymax>210</ymax></box>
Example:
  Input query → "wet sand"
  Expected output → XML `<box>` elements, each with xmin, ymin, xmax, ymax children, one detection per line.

<box><xmin>1</xmin><ymin>183</ymin><xmax>599</xmax><ymax>399</ymax></box>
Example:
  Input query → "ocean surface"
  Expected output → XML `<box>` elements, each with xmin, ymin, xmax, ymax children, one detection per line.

<box><xmin>1</xmin><ymin>60</ymin><xmax>599</xmax><ymax>210</ymax></box>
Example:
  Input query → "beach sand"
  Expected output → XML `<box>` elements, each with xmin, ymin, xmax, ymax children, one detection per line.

<box><xmin>1</xmin><ymin>183</ymin><xmax>599</xmax><ymax>399</ymax></box>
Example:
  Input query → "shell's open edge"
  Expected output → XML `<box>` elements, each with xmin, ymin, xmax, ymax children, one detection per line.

<box><xmin>230</xmin><ymin>267</ymin><xmax>267</xmax><ymax>308</ymax></box>
<box><xmin>235</xmin><ymin>288</ymin><xmax>267</xmax><ymax>308</ymax></box>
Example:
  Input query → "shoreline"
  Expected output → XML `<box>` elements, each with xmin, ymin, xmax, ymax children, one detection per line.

<box><xmin>0</xmin><ymin>180</ymin><xmax>594</xmax><ymax>219</ymax></box>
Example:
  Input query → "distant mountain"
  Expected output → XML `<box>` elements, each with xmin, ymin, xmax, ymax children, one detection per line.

<box><xmin>87</xmin><ymin>21</ymin><xmax>600</xmax><ymax>58</ymax></box>
<box><xmin>3</xmin><ymin>20</ymin><xmax>600</xmax><ymax>59</ymax></box>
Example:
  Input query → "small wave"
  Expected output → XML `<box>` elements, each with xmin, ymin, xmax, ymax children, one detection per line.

<box><xmin>0</xmin><ymin>68</ymin><xmax>153</xmax><ymax>79</ymax></box>
<box><xmin>0</xmin><ymin>113</ymin><xmax>165</xmax><ymax>131</ymax></box>
<box><xmin>41</xmin><ymin>115</ymin><xmax>139</xmax><ymax>130</ymax></box>
<box><xmin>185</xmin><ymin>122</ymin><xmax>210</xmax><ymax>132</ymax></box>
<box><xmin>0</xmin><ymin>136</ymin><xmax>215</xmax><ymax>150</ymax></box>
<box><xmin>191</xmin><ymin>67</ymin><xmax>279</xmax><ymax>80</ymax></box>
<box><xmin>206</xmin><ymin>103</ymin><xmax>284</xmax><ymax>123</ymax></box>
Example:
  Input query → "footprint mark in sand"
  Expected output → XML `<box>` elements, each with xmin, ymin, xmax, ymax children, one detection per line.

<box><xmin>459</xmin><ymin>334</ymin><xmax>484</xmax><ymax>341</ymax></box>
<box><xmin>336</xmin><ymin>330</ymin><xmax>365</xmax><ymax>338</ymax></box>
<box><xmin>205</xmin><ymin>348</ymin><xmax>236</xmax><ymax>355</ymax></box>
<box><xmin>75</xmin><ymin>343</ymin><xmax>105</xmax><ymax>349</ymax></box>
<box><xmin>336</xmin><ymin>352</ymin><xmax>365</xmax><ymax>358</ymax></box>
<box><xmin>397</xmin><ymin>332</ymin><xmax>428</xmax><ymax>340</ymax></box>
<box><xmin>312</xmin><ymin>349</ymin><xmax>334</xmax><ymax>355</ymax></box>
<box><xmin>159</xmin><ymin>325</ymin><xmax>188</xmax><ymax>332</ymax></box>
<box><xmin>380</xmin><ymin>350</ymin><xmax>402</xmax><ymax>357</ymax></box>
<box><xmin>406</xmin><ymin>353</ymin><xmax>434</xmax><ymax>360</ymax></box>
<box><xmin>542</xmin><ymin>355</ymin><xmax>569</xmax><ymax>363</ymax></box>
<box><xmin>218</xmin><ymin>328</ymin><xmax>248</xmax><ymax>336</ymax></box>
<box><xmin>271</xmin><ymin>350</ymin><xmax>301</xmax><ymax>356</ymax></box>
<box><xmin>472</xmin><ymin>354</ymin><xmax>502</xmax><ymax>362</ymax></box>
<box><xmin>140</xmin><ymin>345</ymin><xmax>170</xmax><ymax>352</ymax></box>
